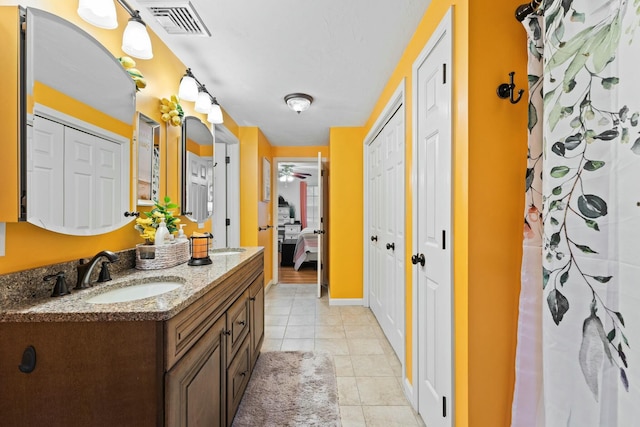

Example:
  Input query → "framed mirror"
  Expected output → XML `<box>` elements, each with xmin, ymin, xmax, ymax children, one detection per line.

<box><xmin>23</xmin><ymin>8</ymin><xmax>136</xmax><ymax>235</ymax></box>
<box><xmin>136</xmin><ymin>113</ymin><xmax>160</xmax><ymax>206</ymax></box>
<box><xmin>181</xmin><ymin>116</ymin><xmax>214</xmax><ymax>224</ymax></box>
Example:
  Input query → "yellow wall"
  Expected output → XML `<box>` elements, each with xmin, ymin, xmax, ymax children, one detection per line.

<box><xmin>357</xmin><ymin>0</ymin><xmax>527</xmax><ymax>425</ymax></box>
<box><xmin>238</xmin><ymin>127</ymin><xmax>274</xmax><ymax>286</ymax></box>
<box><xmin>328</xmin><ymin>127</ymin><xmax>364</xmax><ymax>299</ymax></box>
<box><xmin>0</xmin><ymin>0</ymin><xmax>214</xmax><ymax>274</ymax></box>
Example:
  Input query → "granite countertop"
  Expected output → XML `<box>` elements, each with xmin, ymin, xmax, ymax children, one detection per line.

<box><xmin>0</xmin><ymin>247</ymin><xmax>263</xmax><ymax>323</ymax></box>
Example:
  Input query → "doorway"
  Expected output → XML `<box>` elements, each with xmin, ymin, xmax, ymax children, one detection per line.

<box><xmin>272</xmin><ymin>156</ymin><xmax>327</xmax><ymax>295</ymax></box>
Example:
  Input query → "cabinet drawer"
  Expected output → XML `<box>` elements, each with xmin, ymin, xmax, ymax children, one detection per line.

<box><xmin>284</xmin><ymin>224</ymin><xmax>300</xmax><ymax>233</ymax></box>
<box><xmin>227</xmin><ymin>335</ymin><xmax>251</xmax><ymax>425</ymax></box>
<box><xmin>226</xmin><ymin>290</ymin><xmax>250</xmax><ymax>363</ymax></box>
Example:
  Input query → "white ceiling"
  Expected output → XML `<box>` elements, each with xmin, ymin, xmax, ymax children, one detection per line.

<box><xmin>132</xmin><ymin>0</ymin><xmax>431</xmax><ymax>146</ymax></box>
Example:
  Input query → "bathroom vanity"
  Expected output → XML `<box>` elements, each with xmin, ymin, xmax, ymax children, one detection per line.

<box><xmin>0</xmin><ymin>248</ymin><xmax>264</xmax><ymax>427</ymax></box>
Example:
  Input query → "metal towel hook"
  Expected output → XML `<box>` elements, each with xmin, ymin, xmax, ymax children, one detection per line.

<box><xmin>497</xmin><ymin>71</ymin><xmax>524</xmax><ymax>104</ymax></box>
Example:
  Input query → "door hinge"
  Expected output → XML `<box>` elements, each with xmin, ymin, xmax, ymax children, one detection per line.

<box><xmin>443</xmin><ymin>63</ymin><xmax>447</xmax><ymax>84</ymax></box>
<box><xmin>442</xmin><ymin>230</ymin><xmax>446</xmax><ymax>250</ymax></box>
<box><xmin>321</xmin><ymin>170</ymin><xmax>324</xmax><ymax>177</ymax></box>
<box><xmin>443</xmin><ymin>396</ymin><xmax>447</xmax><ymax>417</ymax></box>
<box><xmin>225</xmin><ymin>156</ymin><xmax>230</xmax><ymax>164</ymax></box>
<box><xmin>226</xmin><ymin>218</ymin><xmax>231</xmax><ymax>226</ymax></box>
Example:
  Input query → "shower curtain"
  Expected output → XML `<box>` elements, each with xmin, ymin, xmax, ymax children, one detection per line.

<box><xmin>512</xmin><ymin>1</ymin><xmax>640</xmax><ymax>426</ymax></box>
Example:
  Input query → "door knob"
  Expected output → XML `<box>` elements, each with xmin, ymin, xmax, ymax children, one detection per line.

<box><xmin>370</xmin><ymin>235</ymin><xmax>378</xmax><ymax>242</ymax></box>
<box><xmin>386</xmin><ymin>242</ymin><xmax>395</xmax><ymax>250</ymax></box>
<box><xmin>313</xmin><ymin>229</ymin><xmax>326</xmax><ymax>234</ymax></box>
<box><xmin>411</xmin><ymin>253</ymin><xmax>425</xmax><ymax>266</ymax></box>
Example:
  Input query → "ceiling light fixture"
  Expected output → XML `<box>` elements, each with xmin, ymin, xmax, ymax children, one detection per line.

<box><xmin>77</xmin><ymin>0</ymin><xmax>154</xmax><ymax>59</ymax></box>
<box><xmin>284</xmin><ymin>93</ymin><xmax>313</xmax><ymax>114</ymax></box>
<box><xmin>177</xmin><ymin>69</ymin><xmax>224</xmax><ymax>124</ymax></box>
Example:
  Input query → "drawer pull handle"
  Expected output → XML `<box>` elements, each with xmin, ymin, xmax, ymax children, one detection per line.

<box><xmin>240</xmin><ymin>370</ymin><xmax>248</xmax><ymax>377</ymax></box>
<box><xmin>238</xmin><ymin>320</ymin><xmax>246</xmax><ymax>326</ymax></box>
<box><xmin>223</xmin><ymin>330</ymin><xmax>231</xmax><ymax>336</ymax></box>
<box><xmin>250</xmin><ymin>297</ymin><xmax>256</xmax><ymax>301</ymax></box>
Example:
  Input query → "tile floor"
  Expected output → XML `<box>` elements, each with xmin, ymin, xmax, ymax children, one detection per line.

<box><xmin>263</xmin><ymin>283</ymin><xmax>426</xmax><ymax>427</ymax></box>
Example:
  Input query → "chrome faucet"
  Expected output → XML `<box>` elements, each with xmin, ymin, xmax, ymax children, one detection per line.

<box><xmin>75</xmin><ymin>250</ymin><xmax>119</xmax><ymax>289</ymax></box>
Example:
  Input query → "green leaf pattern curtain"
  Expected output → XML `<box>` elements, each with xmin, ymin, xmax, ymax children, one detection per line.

<box><xmin>513</xmin><ymin>1</ymin><xmax>640</xmax><ymax>425</ymax></box>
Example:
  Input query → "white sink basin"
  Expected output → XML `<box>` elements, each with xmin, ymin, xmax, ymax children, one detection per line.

<box><xmin>87</xmin><ymin>281</ymin><xmax>183</xmax><ymax>304</ymax></box>
<box><xmin>211</xmin><ymin>248</ymin><xmax>246</xmax><ymax>256</ymax></box>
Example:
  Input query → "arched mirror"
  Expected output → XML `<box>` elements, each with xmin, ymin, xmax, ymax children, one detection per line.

<box><xmin>181</xmin><ymin>116</ymin><xmax>214</xmax><ymax>224</ymax></box>
<box><xmin>23</xmin><ymin>8</ymin><xmax>136</xmax><ymax>235</ymax></box>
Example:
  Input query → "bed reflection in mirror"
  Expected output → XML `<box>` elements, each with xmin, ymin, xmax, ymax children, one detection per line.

<box><xmin>181</xmin><ymin>116</ymin><xmax>214</xmax><ymax>224</ymax></box>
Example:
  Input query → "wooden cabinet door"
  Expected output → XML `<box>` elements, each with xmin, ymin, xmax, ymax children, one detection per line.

<box><xmin>166</xmin><ymin>315</ymin><xmax>226</xmax><ymax>427</ymax></box>
<box><xmin>225</xmin><ymin>290</ymin><xmax>250</xmax><ymax>364</ymax></box>
<box><xmin>226</xmin><ymin>336</ymin><xmax>251</xmax><ymax>426</ymax></box>
<box><xmin>249</xmin><ymin>273</ymin><xmax>264</xmax><ymax>366</ymax></box>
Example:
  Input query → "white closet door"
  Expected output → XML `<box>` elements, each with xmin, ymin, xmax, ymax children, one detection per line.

<box><xmin>28</xmin><ymin>117</ymin><xmax>64</xmax><ymax>227</ymax></box>
<box><xmin>94</xmin><ymin>135</ymin><xmax>121</xmax><ymax>228</ymax></box>
<box><xmin>368</xmin><ymin>104</ymin><xmax>405</xmax><ymax>361</ymax></box>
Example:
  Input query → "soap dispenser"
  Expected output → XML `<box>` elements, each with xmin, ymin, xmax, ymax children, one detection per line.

<box><xmin>176</xmin><ymin>224</ymin><xmax>188</xmax><ymax>242</ymax></box>
<box><xmin>155</xmin><ymin>217</ymin><xmax>169</xmax><ymax>246</ymax></box>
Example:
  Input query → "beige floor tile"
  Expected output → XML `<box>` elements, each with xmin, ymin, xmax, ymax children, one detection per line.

<box><xmin>264</xmin><ymin>325</ymin><xmax>286</xmax><ymax>339</ymax></box>
<box><xmin>315</xmin><ymin>325</ymin><xmax>346</xmax><ymax>339</ymax></box>
<box><xmin>356</xmin><ymin>377</ymin><xmax>408</xmax><ymax>406</ymax></box>
<box><xmin>342</xmin><ymin>313</ymin><xmax>375</xmax><ymax>325</ymax></box>
<box><xmin>265</xmin><ymin>298</ymin><xmax>294</xmax><ymax>307</ymax></box>
<box><xmin>265</xmin><ymin>306</ymin><xmax>291</xmax><ymax>316</ymax></box>
<box><xmin>361</xmin><ymin>406</ymin><xmax>419</xmax><ymax>426</ymax></box>
<box><xmin>315</xmin><ymin>314</ymin><xmax>343</xmax><ymax>325</ymax></box>
<box><xmin>348</xmin><ymin>339</ymin><xmax>385</xmax><ymax>355</ymax></box>
<box><xmin>284</xmin><ymin>325</ymin><xmax>315</xmax><ymax>339</ymax></box>
<box><xmin>344</xmin><ymin>324</ymin><xmax>378</xmax><ymax>339</ymax></box>
<box><xmin>290</xmin><ymin>305</ymin><xmax>317</xmax><ymax>316</ymax></box>
<box><xmin>264</xmin><ymin>315</ymin><xmax>289</xmax><ymax>326</ymax></box>
<box><xmin>260</xmin><ymin>339</ymin><xmax>282</xmax><ymax>351</ymax></box>
<box><xmin>315</xmin><ymin>338</ymin><xmax>350</xmax><ymax>355</ymax></box>
<box><xmin>351</xmin><ymin>355</ymin><xmax>395</xmax><ymax>377</ymax></box>
<box><xmin>337</xmin><ymin>377</ymin><xmax>361</xmax><ymax>405</ymax></box>
<box><xmin>334</xmin><ymin>356</ymin><xmax>355</xmax><ymax>376</ymax></box>
<box><xmin>287</xmin><ymin>315</ymin><xmax>316</xmax><ymax>326</ymax></box>
<box><xmin>340</xmin><ymin>405</ymin><xmax>366</xmax><ymax>427</ymax></box>
<box><xmin>280</xmin><ymin>338</ymin><xmax>315</xmax><ymax>351</ymax></box>
<box><xmin>340</xmin><ymin>306</ymin><xmax>372</xmax><ymax>316</ymax></box>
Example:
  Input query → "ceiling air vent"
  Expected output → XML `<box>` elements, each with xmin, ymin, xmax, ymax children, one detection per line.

<box><xmin>143</xmin><ymin>1</ymin><xmax>211</xmax><ymax>37</ymax></box>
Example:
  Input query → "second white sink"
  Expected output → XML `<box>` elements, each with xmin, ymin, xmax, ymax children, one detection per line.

<box><xmin>87</xmin><ymin>281</ymin><xmax>183</xmax><ymax>304</ymax></box>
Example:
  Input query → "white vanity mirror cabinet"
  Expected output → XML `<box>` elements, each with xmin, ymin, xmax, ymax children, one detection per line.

<box><xmin>21</xmin><ymin>8</ymin><xmax>136</xmax><ymax>235</ymax></box>
<box><xmin>181</xmin><ymin>116</ymin><xmax>214</xmax><ymax>224</ymax></box>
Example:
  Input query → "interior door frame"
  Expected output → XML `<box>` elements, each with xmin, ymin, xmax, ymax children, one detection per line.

<box><xmin>411</xmin><ymin>6</ymin><xmax>454</xmax><ymax>417</ymax></box>
<box><xmin>362</xmin><ymin>78</ymin><xmax>406</xmax><ymax>378</ymax></box>
<box><xmin>213</xmin><ymin>124</ymin><xmax>240</xmax><ymax>248</ymax></box>
<box><xmin>272</xmin><ymin>155</ymin><xmax>327</xmax><ymax>285</ymax></box>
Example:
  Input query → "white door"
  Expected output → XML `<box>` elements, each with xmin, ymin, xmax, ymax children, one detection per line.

<box><xmin>213</xmin><ymin>141</ymin><xmax>227</xmax><ymax>248</ymax></box>
<box><xmin>367</xmin><ymin>105</ymin><xmax>405</xmax><ymax>360</ymax></box>
<box><xmin>414</xmin><ymin>11</ymin><xmax>453</xmax><ymax>427</ymax></box>
<box><xmin>316</xmin><ymin>152</ymin><xmax>324</xmax><ymax>298</ymax></box>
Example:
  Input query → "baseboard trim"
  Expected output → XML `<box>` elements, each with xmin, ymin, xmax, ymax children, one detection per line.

<box><xmin>403</xmin><ymin>376</ymin><xmax>417</xmax><ymax>409</ymax></box>
<box><xmin>264</xmin><ymin>279</ymin><xmax>274</xmax><ymax>294</ymax></box>
<box><xmin>328</xmin><ymin>297</ymin><xmax>363</xmax><ymax>306</ymax></box>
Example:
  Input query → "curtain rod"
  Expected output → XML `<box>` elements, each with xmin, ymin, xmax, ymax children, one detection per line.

<box><xmin>515</xmin><ymin>0</ymin><xmax>542</xmax><ymax>22</ymax></box>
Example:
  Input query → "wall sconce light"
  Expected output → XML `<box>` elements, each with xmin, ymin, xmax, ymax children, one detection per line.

<box><xmin>77</xmin><ymin>0</ymin><xmax>153</xmax><ymax>59</ymax></box>
<box><xmin>284</xmin><ymin>93</ymin><xmax>313</xmax><ymax>114</ymax></box>
<box><xmin>207</xmin><ymin>98</ymin><xmax>224</xmax><ymax>124</ymax></box>
<box><xmin>195</xmin><ymin>86</ymin><xmax>212</xmax><ymax>113</ymax></box>
<box><xmin>177</xmin><ymin>69</ymin><xmax>224</xmax><ymax>124</ymax></box>
<box><xmin>178</xmin><ymin>69</ymin><xmax>199</xmax><ymax>102</ymax></box>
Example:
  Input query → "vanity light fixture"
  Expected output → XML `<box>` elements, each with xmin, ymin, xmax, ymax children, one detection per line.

<box><xmin>77</xmin><ymin>0</ymin><xmax>154</xmax><ymax>59</ymax></box>
<box><xmin>207</xmin><ymin>98</ymin><xmax>224</xmax><ymax>124</ymax></box>
<box><xmin>177</xmin><ymin>69</ymin><xmax>224</xmax><ymax>124</ymax></box>
<box><xmin>194</xmin><ymin>86</ymin><xmax>212</xmax><ymax>113</ymax></box>
<box><xmin>178</xmin><ymin>69</ymin><xmax>199</xmax><ymax>102</ymax></box>
<box><xmin>284</xmin><ymin>93</ymin><xmax>313</xmax><ymax>114</ymax></box>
